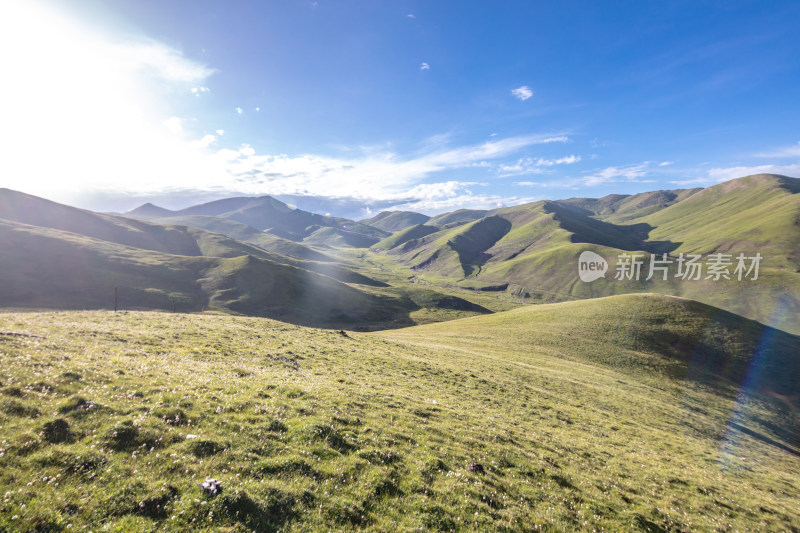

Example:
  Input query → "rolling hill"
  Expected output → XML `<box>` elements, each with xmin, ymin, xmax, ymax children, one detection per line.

<box><xmin>380</xmin><ymin>293</ymin><xmax>800</xmax><ymax>397</ymax></box>
<box><xmin>128</xmin><ymin>195</ymin><xmax>388</xmax><ymax>245</ymax></box>
<box><xmin>427</xmin><ymin>208</ymin><xmax>488</xmax><ymax>228</ymax></box>
<box><xmin>372</xmin><ymin>223</ymin><xmax>440</xmax><ymax>251</ymax></box>
<box><xmin>137</xmin><ymin>214</ymin><xmax>338</xmax><ymax>262</ymax></box>
<box><xmin>0</xmin><ymin>189</ymin><xmax>498</xmax><ymax>326</ymax></box>
<box><xmin>557</xmin><ymin>187</ymin><xmax>703</xmax><ymax>223</ymax></box>
<box><xmin>360</xmin><ymin>210</ymin><xmax>430</xmax><ymax>232</ymax></box>
<box><xmin>0</xmin><ymin>217</ymin><xmax>405</xmax><ymax>326</ymax></box>
<box><xmin>0</xmin><ymin>295</ymin><xmax>797</xmax><ymax>530</ymax></box>
<box><xmin>368</xmin><ymin>174</ymin><xmax>800</xmax><ymax>333</ymax></box>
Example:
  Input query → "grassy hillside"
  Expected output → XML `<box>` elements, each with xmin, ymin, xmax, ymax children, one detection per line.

<box><xmin>130</xmin><ymin>196</ymin><xmax>388</xmax><ymax>243</ymax></box>
<box><xmin>372</xmin><ymin>224</ymin><xmax>442</xmax><ymax>252</ymax></box>
<box><xmin>302</xmin><ymin>226</ymin><xmax>382</xmax><ymax>249</ymax></box>
<box><xmin>367</xmin><ymin>175</ymin><xmax>800</xmax><ymax>333</ymax></box>
<box><xmin>632</xmin><ymin>174</ymin><xmax>800</xmax><ymax>270</ymax></box>
<box><xmin>0</xmin><ymin>219</ymin><xmax>407</xmax><ymax>327</ymax></box>
<box><xmin>557</xmin><ymin>188</ymin><xmax>702</xmax><ymax>223</ymax></box>
<box><xmin>1</xmin><ymin>297</ymin><xmax>797</xmax><ymax>531</ymax></box>
<box><xmin>427</xmin><ymin>208</ymin><xmax>488</xmax><ymax>228</ymax></box>
<box><xmin>360</xmin><ymin>210</ymin><xmax>430</xmax><ymax>232</ymax></box>
<box><xmin>392</xmin><ymin>201</ymin><xmax>645</xmax><ymax>279</ymax></box>
<box><xmin>0</xmin><ymin>189</ymin><xmax>203</xmax><ymax>256</ymax></box>
<box><xmin>146</xmin><ymin>215</ymin><xmax>338</xmax><ymax>263</ymax></box>
<box><xmin>380</xmin><ymin>293</ymin><xmax>800</xmax><ymax>397</ymax></box>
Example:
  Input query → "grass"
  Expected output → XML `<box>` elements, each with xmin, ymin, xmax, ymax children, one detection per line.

<box><xmin>359</xmin><ymin>211</ymin><xmax>431</xmax><ymax>233</ymax></box>
<box><xmin>1</xmin><ymin>294</ymin><xmax>798</xmax><ymax>531</ymax></box>
<box><xmin>372</xmin><ymin>224</ymin><xmax>439</xmax><ymax>251</ymax></box>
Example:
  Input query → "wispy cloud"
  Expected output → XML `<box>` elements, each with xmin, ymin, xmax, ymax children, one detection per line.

<box><xmin>580</xmin><ymin>163</ymin><xmax>651</xmax><ymax>186</ymax></box>
<box><xmin>407</xmin><ymin>13</ymin><xmax>416</xmax><ymax>19</ymax></box>
<box><xmin>513</xmin><ymin>161</ymin><xmax>656</xmax><ymax>190</ymax></box>
<box><xmin>191</xmin><ymin>86</ymin><xmax>210</xmax><ymax>95</ymax></box>
<box><xmin>113</xmin><ymin>40</ymin><xmax>215</xmax><ymax>84</ymax></box>
<box><xmin>706</xmin><ymin>163</ymin><xmax>800</xmax><ymax>181</ymax></box>
<box><xmin>208</xmin><ymin>133</ymin><xmax>571</xmax><ymax>201</ymax></box>
<box><xmin>420</xmin><ymin>62</ymin><xmax>430</xmax><ymax>71</ymax></box>
<box><xmin>498</xmin><ymin>155</ymin><xmax>581</xmax><ymax>177</ymax></box>
<box><xmin>511</xmin><ymin>85</ymin><xmax>533</xmax><ymax>101</ymax></box>
<box><xmin>755</xmin><ymin>141</ymin><xmax>800</xmax><ymax>158</ymax></box>
<box><xmin>190</xmin><ymin>134</ymin><xmax>217</xmax><ymax>149</ymax></box>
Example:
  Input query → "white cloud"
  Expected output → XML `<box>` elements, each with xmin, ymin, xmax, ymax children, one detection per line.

<box><xmin>394</xmin><ymin>190</ymin><xmax>539</xmax><ymax>214</ymax></box>
<box><xmin>191</xmin><ymin>86</ymin><xmax>210</xmax><ymax>94</ymax></box>
<box><xmin>659</xmin><ymin>161</ymin><xmax>674</xmax><ymax>166</ymax></box>
<box><xmin>756</xmin><ymin>141</ymin><xmax>800</xmax><ymax>158</ymax></box>
<box><xmin>190</xmin><ymin>134</ymin><xmax>217</xmax><ymax>149</ymax></box>
<box><xmin>235</xmin><ymin>107</ymin><xmax>244</xmax><ymax>115</ymax></box>
<box><xmin>511</xmin><ymin>85</ymin><xmax>533</xmax><ymax>101</ymax></box>
<box><xmin>216</xmin><ymin>129</ymin><xmax>225</xmax><ymax>136</ymax></box>
<box><xmin>111</xmin><ymin>40</ymin><xmax>214</xmax><ymax>84</ymax></box>
<box><xmin>255</xmin><ymin>107</ymin><xmax>261</xmax><ymax>112</ymax></box>
<box><xmin>420</xmin><ymin>62</ymin><xmax>430</xmax><ymax>71</ymax></box>
<box><xmin>407</xmin><ymin>14</ymin><xmax>416</xmax><ymax>19</ymax></box>
<box><xmin>705</xmin><ymin>163</ymin><xmax>800</xmax><ymax>182</ymax></box>
<box><xmin>580</xmin><ymin>163</ymin><xmax>651</xmax><ymax>186</ymax></box>
<box><xmin>498</xmin><ymin>155</ymin><xmax>580</xmax><ymax>177</ymax></box>
<box><xmin>196</xmin><ymin>134</ymin><xmax>569</xmax><ymax>202</ymax></box>
<box><xmin>162</xmin><ymin>117</ymin><xmax>183</xmax><ymax>134</ymax></box>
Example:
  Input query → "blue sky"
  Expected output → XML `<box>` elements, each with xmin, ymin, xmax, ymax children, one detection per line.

<box><xmin>1</xmin><ymin>0</ymin><xmax>799</xmax><ymax>217</ymax></box>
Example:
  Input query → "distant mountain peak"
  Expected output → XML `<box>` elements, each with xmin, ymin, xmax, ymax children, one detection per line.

<box><xmin>127</xmin><ymin>202</ymin><xmax>175</xmax><ymax>218</ymax></box>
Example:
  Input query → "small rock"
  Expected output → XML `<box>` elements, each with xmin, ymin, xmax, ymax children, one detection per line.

<box><xmin>198</xmin><ymin>478</ymin><xmax>223</xmax><ymax>497</ymax></box>
<box><xmin>467</xmin><ymin>462</ymin><xmax>484</xmax><ymax>474</ymax></box>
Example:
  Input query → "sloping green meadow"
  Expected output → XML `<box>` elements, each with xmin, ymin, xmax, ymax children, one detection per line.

<box><xmin>0</xmin><ymin>302</ymin><xmax>798</xmax><ymax>531</ymax></box>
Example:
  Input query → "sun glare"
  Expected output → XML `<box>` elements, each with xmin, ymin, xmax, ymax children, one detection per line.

<box><xmin>0</xmin><ymin>1</ymin><xmax>219</xmax><ymax>202</ymax></box>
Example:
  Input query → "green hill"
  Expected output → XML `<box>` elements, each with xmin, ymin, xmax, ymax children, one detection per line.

<box><xmin>427</xmin><ymin>208</ymin><xmax>488</xmax><ymax>228</ymax></box>
<box><xmin>144</xmin><ymin>215</ymin><xmax>338</xmax><ymax>263</ymax></box>
<box><xmin>380</xmin><ymin>293</ymin><xmax>800</xmax><ymax>396</ymax></box>
<box><xmin>360</xmin><ymin>210</ymin><xmax>430</xmax><ymax>232</ymax></box>
<box><xmin>367</xmin><ymin>175</ymin><xmax>800</xmax><ymax>333</ymax></box>
<box><xmin>302</xmin><ymin>226</ymin><xmax>382</xmax><ymax>249</ymax></box>
<box><xmin>0</xmin><ymin>218</ymin><xmax>403</xmax><ymax>326</ymax></box>
<box><xmin>393</xmin><ymin>201</ymin><xmax>644</xmax><ymax>278</ymax></box>
<box><xmin>630</xmin><ymin>174</ymin><xmax>800</xmax><ymax>270</ymax></box>
<box><xmin>0</xmin><ymin>189</ymin><xmax>203</xmax><ymax>256</ymax></box>
<box><xmin>372</xmin><ymin>223</ymin><xmax>440</xmax><ymax>251</ymax></box>
<box><xmin>1</xmin><ymin>296</ymin><xmax>797</xmax><ymax>530</ymax></box>
<box><xmin>557</xmin><ymin>187</ymin><xmax>702</xmax><ymax>223</ymax></box>
<box><xmin>129</xmin><ymin>196</ymin><xmax>388</xmax><ymax>243</ymax></box>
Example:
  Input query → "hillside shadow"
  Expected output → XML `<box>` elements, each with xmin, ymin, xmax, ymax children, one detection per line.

<box><xmin>547</xmin><ymin>203</ymin><xmax>682</xmax><ymax>253</ymax></box>
<box><xmin>728</xmin><ymin>422</ymin><xmax>800</xmax><ymax>457</ymax></box>
<box><xmin>450</xmin><ymin>216</ymin><xmax>512</xmax><ymax>276</ymax></box>
<box><xmin>619</xmin><ymin>222</ymin><xmax>682</xmax><ymax>254</ymax></box>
